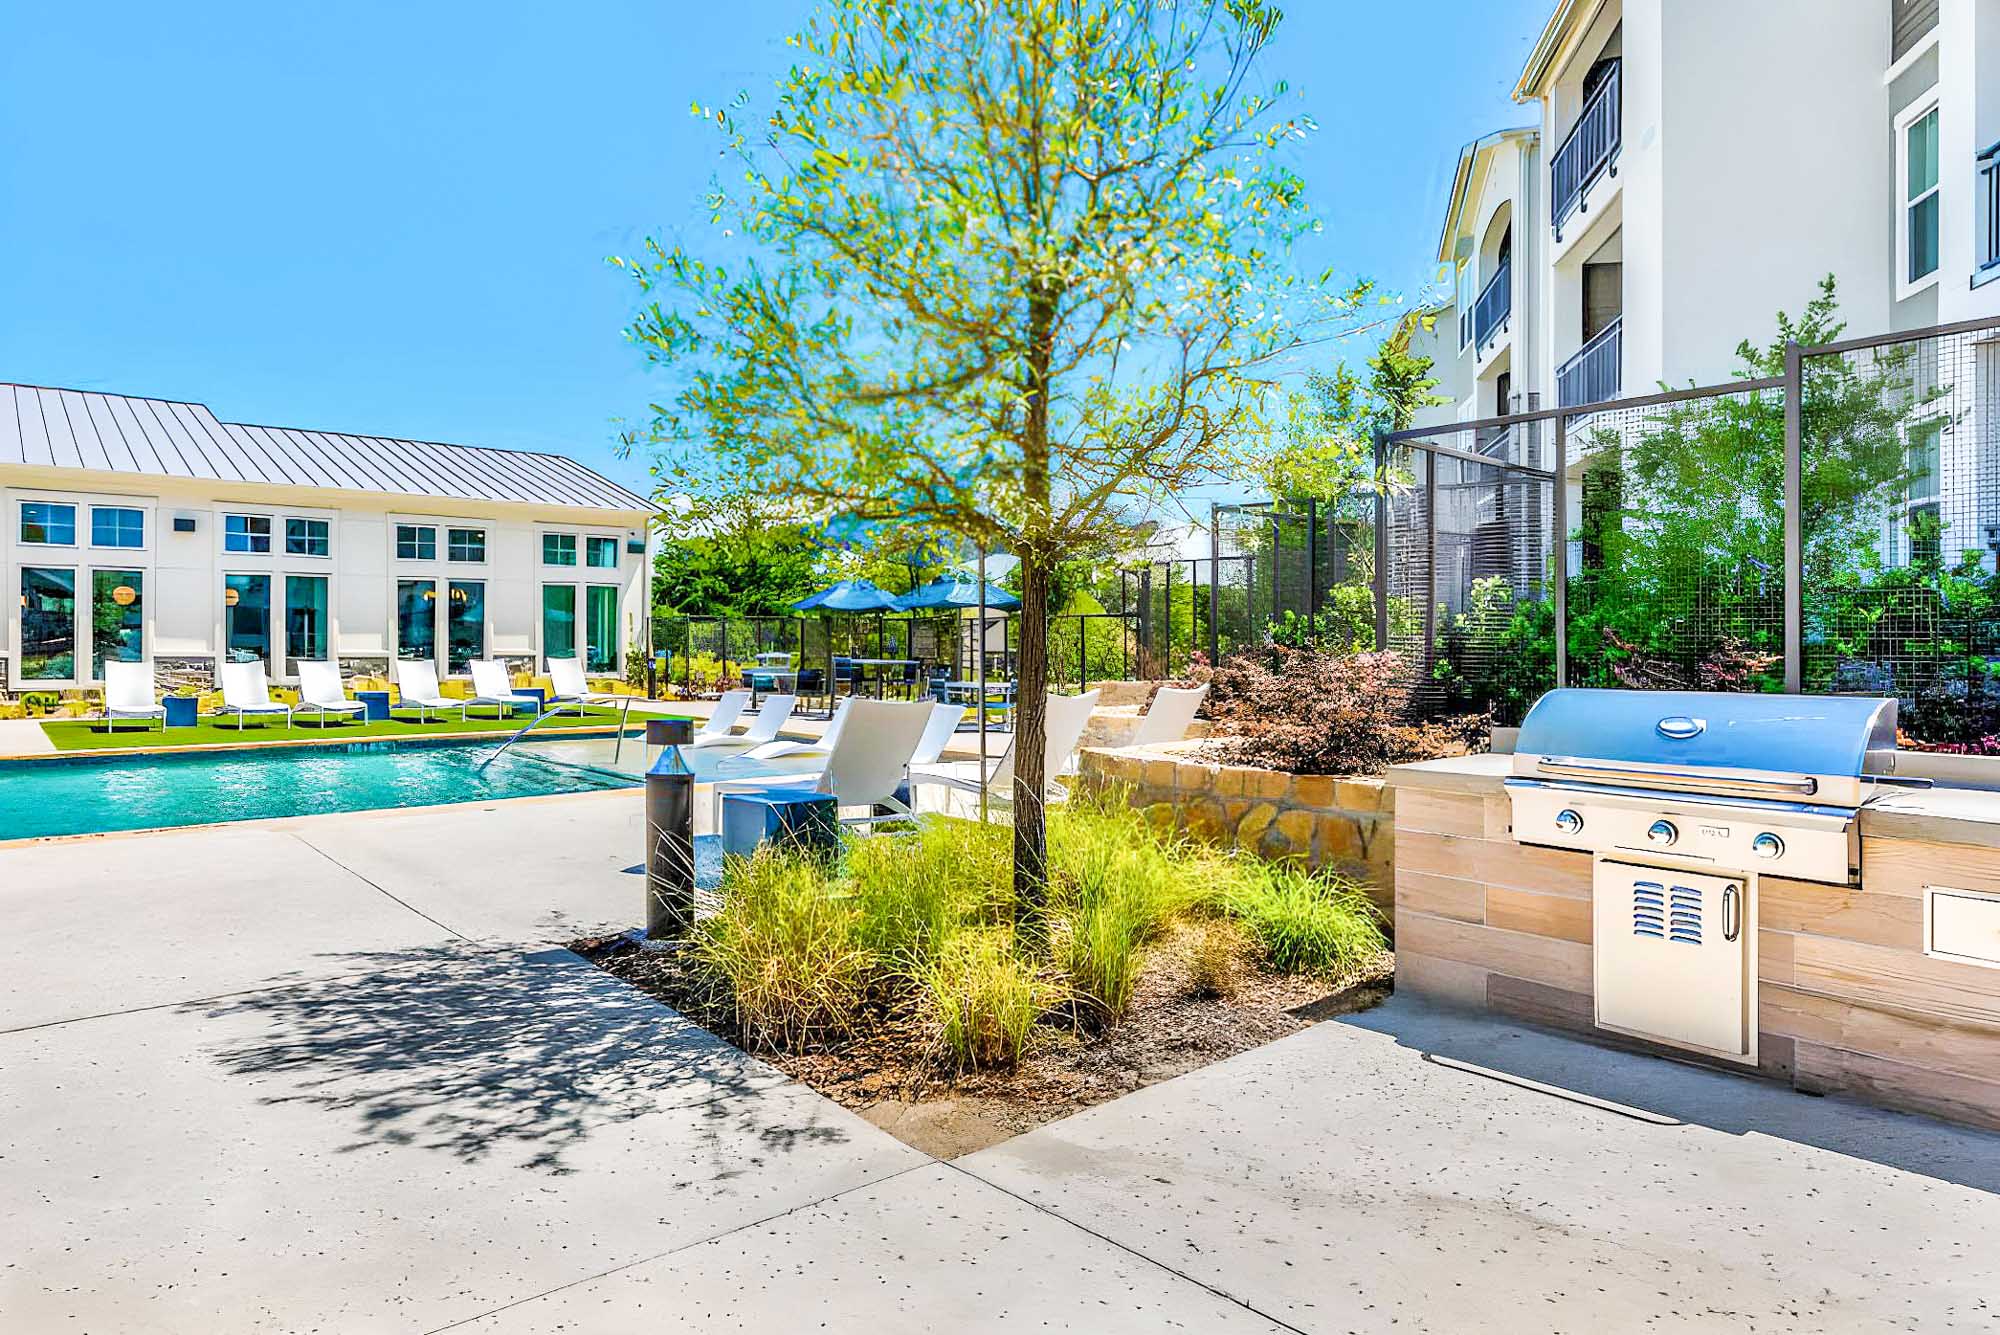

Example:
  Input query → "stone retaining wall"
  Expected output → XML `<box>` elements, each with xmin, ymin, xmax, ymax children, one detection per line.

<box><xmin>1077</xmin><ymin>742</ymin><xmax>1395</xmax><ymax>915</ymax></box>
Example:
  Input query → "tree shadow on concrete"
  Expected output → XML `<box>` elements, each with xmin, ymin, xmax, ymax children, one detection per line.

<box><xmin>188</xmin><ymin>946</ymin><xmax>850</xmax><ymax>1175</ymax></box>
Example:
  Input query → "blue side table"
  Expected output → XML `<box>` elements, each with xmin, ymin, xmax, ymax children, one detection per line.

<box><xmin>353</xmin><ymin>690</ymin><xmax>392</xmax><ymax>723</ymax></box>
<box><xmin>513</xmin><ymin>687</ymin><xmax>547</xmax><ymax>717</ymax></box>
<box><xmin>163</xmin><ymin>695</ymin><xmax>199</xmax><ymax>729</ymax></box>
<box><xmin>721</xmin><ymin>790</ymin><xmax>838</xmax><ymax>859</ymax></box>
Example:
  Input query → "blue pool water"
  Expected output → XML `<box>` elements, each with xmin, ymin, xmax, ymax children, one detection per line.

<box><xmin>0</xmin><ymin>737</ymin><xmax>659</xmax><ymax>841</ymax></box>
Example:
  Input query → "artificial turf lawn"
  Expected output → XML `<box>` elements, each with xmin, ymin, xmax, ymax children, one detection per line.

<box><xmin>34</xmin><ymin>705</ymin><xmax>689</xmax><ymax>752</ymax></box>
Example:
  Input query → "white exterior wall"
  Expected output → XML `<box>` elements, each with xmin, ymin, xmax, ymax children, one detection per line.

<box><xmin>1</xmin><ymin>468</ymin><xmax>651</xmax><ymax>691</ymax></box>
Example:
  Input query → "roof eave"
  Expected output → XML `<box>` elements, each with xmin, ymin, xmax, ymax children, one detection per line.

<box><xmin>1435</xmin><ymin>127</ymin><xmax>1541</xmax><ymax>264</ymax></box>
<box><xmin>1514</xmin><ymin>0</ymin><xmax>1582</xmax><ymax>102</ymax></box>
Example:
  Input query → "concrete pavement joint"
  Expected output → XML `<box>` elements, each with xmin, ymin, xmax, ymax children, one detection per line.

<box><xmin>288</xmin><ymin>830</ymin><xmax>480</xmax><ymax>943</ymax></box>
<box><xmin>943</xmin><ymin>1158</ymin><xmax>1313</xmax><ymax>1335</ymax></box>
<box><xmin>419</xmin><ymin>1160</ymin><xmax>940</xmax><ymax>1334</ymax></box>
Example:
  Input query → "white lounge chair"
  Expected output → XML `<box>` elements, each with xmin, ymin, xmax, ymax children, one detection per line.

<box><xmin>744</xmin><ymin>696</ymin><xmax>851</xmax><ymax>761</ymax></box>
<box><xmin>695</xmin><ymin>693</ymin><xmax>796</xmax><ymax>749</ymax></box>
<box><xmin>911</xmin><ymin>702</ymin><xmax>967</xmax><ymax>765</ymax></box>
<box><xmin>391</xmin><ymin>660</ymin><xmax>467</xmax><ymax>724</ymax></box>
<box><xmin>469</xmin><ymin>659</ymin><xmax>544</xmax><ymax>721</ymax></box>
<box><xmin>709</xmin><ymin>698</ymin><xmax>933</xmax><ymax>828</ymax></box>
<box><xmin>1129</xmin><ymin>683</ymin><xmax>1209</xmax><ymax>748</ymax></box>
<box><xmin>102</xmin><ymin>660</ymin><xmax>165</xmax><ymax>733</ymax></box>
<box><xmin>295</xmin><ymin>661</ymin><xmax>367</xmax><ymax>728</ymax></box>
<box><xmin>546</xmin><ymin>656</ymin><xmax>625</xmax><ymax>716</ymax></box>
<box><xmin>909</xmin><ymin>689</ymin><xmax>1100</xmax><ymax>810</ymax></box>
<box><xmin>688</xmin><ymin>689</ymin><xmax>754</xmax><ymax>748</ymax></box>
<box><xmin>216</xmin><ymin>661</ymin><xmax>292</xmax><ymax>731</ymax></box>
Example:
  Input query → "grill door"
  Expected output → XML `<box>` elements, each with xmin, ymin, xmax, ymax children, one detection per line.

<box><xmin>1593</xmin><ymin>859</ymin><xmax>1753</xmax><ymax>1060</ymax></box>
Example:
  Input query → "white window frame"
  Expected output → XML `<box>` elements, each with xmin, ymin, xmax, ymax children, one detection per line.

<box><xmin>393</xmin><ymin>522</ymin><xmax>438</xmax><ymax>563</ymax></box>
<box><xmin>222</xmin><ymin>511</ymin><xmax>274</xmax><ymax>555</ymax></box>
<box><xmin>1896</xmin><ymin>92</ymin><xmax>1942</xmax><ymax>300</ymax></box>
<box><xmin>445</xmin><ymin>525</ymin><xmax>487</xmax><ymax>565</ymax></box>
<box><xmin>283</xmin><ymin>516</ymin><xmax>332</xmax><ymax>559</ymax></box>
<box><xmin>18</xmin><ymin>499</ymin><xmax>78</xmax><ymax>548</ymax></box>
<box><xmin>88</xmin><ymin>504</ymin><xmax>146</xmax><ymax>551</ymax></box>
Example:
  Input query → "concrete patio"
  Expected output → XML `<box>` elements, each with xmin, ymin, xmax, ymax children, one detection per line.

<box><xmin>4</xmin><ymin>788</ymin><xmax>1998</xmax><ymax>1332</ymax></box>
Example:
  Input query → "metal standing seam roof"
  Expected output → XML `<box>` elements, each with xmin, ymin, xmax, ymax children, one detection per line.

<box><xmin>0</xmin><ymin>382</ymin><xmax>653</xmax><ymax>512</ymax></box>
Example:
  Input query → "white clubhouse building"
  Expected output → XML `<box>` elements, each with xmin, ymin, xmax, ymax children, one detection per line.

<box><xmin>0</xmin><ymin>382</ymin><xmax>654</xmax><ymax>694</ymax></box>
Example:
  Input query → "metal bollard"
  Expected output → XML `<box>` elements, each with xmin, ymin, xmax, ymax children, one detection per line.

<box><xmin>644</xmin><ymin>717</ymin><xmax>696</xmax><ymax>941</ymax></box>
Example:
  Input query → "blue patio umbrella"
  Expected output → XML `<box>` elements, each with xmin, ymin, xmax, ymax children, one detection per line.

<box><xmin>890</xmin><ymin>577</ymin><xmax>1022</xmax><ymax>612</ymax></box>
<box><xmin>791</xmin><ymin>579</ymin><xmax>902</xmax><ymax>613</ymax></box>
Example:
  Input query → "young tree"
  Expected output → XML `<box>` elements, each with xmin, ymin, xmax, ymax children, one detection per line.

<box><xmin>617</xmin><ymin>0</ymin><xmax>1375</xmax><ymax>926</ymax></box>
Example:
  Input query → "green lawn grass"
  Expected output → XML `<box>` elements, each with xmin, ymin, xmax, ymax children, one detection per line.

<box><xmin>36</xmin><ymin>704</ymin><xmax>686</xmax><ymax>753</ymax></box>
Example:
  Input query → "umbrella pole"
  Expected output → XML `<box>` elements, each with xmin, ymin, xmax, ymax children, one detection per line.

<box><xmin>976</xmin><ymin>543</ymin><xmax>988</xmax><ymax>826</ymax></box>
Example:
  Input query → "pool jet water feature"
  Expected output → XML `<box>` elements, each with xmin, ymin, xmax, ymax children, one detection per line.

<box><xmin>474</xmin><ymin>693</ymin><xmax>638</xmax><ymax>775</ymax></box>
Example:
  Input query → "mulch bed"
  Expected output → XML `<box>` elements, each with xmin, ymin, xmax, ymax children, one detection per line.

<box><xmin>568</xmin><ymin>929</ymin><xmax>1393</xmax><ymax>1158</ymax></box>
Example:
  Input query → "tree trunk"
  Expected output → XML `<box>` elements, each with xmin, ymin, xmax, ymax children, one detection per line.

<box><xmin>1013</xmin><ymin>282</ymin><xmax>1057</xmax><ymax>944</ymax></box>
<box><xmin>1012</xmin><ymin>550</ymin><xmax>1052</xmax><ymax>940</ymax></box>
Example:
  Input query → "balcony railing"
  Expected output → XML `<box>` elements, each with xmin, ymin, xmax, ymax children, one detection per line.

<box><xmin>1551</xmin><ymin>60</ymin><xmax>1620</xmax><ymax>240</ymax></box>
<box><xmin>1980</xmin><ymin>141</ymin><xmax>2000</xmax><ymax>276</ymax></box>
<box><xmin>1473</xmin><ymin>261</ymin><xmax>1511</xmax><ymax>351</ymax></box>
<box><xmin>1557</xmin><ymin>316</ymin><xmax>1622</xmax><ymax>408</ymax></box>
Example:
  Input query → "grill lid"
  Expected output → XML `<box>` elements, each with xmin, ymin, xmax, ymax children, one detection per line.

<box><xmin>1513</xmin><ymin>689</ymin><xmax>1898</xmax><ymax>784</ymax></box>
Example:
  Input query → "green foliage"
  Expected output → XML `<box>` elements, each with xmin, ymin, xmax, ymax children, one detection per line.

<box><xmin>1562</xmin><ymin>276</ymin><xmax>1978</xmax><ymax>736</ymax></box>
<box><xmin>653</xmin><ymin>525</ymin><xmax>824</xmax><ymax>618</ymax></box>
<box><xmin>691</xmin><ymin>788</ymin><xmax>1367</xmax><ymax>1069</ymax></box>
<box><xmin>617</xmin><ymin>0</ymin><xmax>1385</xmax><ymax>908</ymax></box>
<box><xmin>694</xmin><ymin>846</ymin><xmax>874</xmax><ymax>1052</ymax></box>
<box><xmin>1047</xmin><ymin>793</ymin><xmax>1215</xmax><ymax>1020</ymax></box>
<box><xmin>912</xmin><ymin>929</ymin><xmax>1057</xmax><ymax>1071</ymax></box>
<box><xmin>1250</xmin><ymin>308</ymin><xmax>1443</xmax><ymax>506</ymax></box>
<box><xmin>1222</xmin><ymin>862</ymin><xmax>1386</xmax><ymax>978</ymax></box>
<box><xmin>1431</xmin><ymin>578</ymin><xmax>1557</xmax><ymax>727</ymax></box>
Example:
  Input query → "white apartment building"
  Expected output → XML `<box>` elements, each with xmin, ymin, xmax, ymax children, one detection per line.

<box><xmin>0</xmin><ymin>382</ymin><xmax>655</xmax><ymax>694</ymax></box>
<box><xmin>1412</xmin><ymin>0</ymin><xmax>2000</xmax><ymax>569</ymax></box>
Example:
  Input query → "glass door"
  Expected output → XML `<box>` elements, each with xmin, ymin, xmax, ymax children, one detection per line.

<box><xmin>585</xmin><ymin>585</ymin><xmax>619</xmax><ymax>673</ymax></box>
<box><xmin>223</xmin><ymin>574</ymin><xmax>271</xmax><ymax>667</ymax></box>
<box><xmin>20</xmin><ymin>568</ymin><xmax>77</xmax><ymax>682</ymax></box>
<box><xmin>396</xmin><ymin>579</ymin><xmax>438</xmax><ymax>666</ymax></box>
<box><xmin>90</xmin><ymin>570</ymin><xmax>144</xmax><ymax>679</ymax></box>
<box><xmin>541</xmin><ymin>584</ymin><xmax>576</xmax><ymax>665</ymax></box>
<box><xmin>447</xmin><ymin>581</ymin><xmax>485</xmax><ymax>673</ymax></box>
<box><xmin>285</xmin><ymin>575</ymin><xmax>329</xmax><ymax>670</ymax></box>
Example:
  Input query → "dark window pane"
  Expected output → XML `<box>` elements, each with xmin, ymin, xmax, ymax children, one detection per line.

<box><xmin>21</xmin><ymin>502</ymin><xmax>76</xmax><ymax>545</ymax></box>
<box><xmin>586</xmin><ymin>585</ymin><xmax>619</xmax><ymax>672</ymax></box>
<box><xmin>21</xmin><ymin>567</ymin><xmax>76</xmax><ymax>679</ymax></box>
<box><xmin>397</xmin><ymin>579</ymin><xmax>437</xmax><ymax>660</ymax></box>
<box><xmin>542</xmin><ymin>584</ymin><xmax>576</xmax><ymax>661</ymax></box>
<box><xmin>224</xmin><ymin>574</ymin><xmax>270</xmax><ymax>664</ymax></box>
<box><xmin>448</xmin><ymin>581</ymin><xmax>485</xmax><ymax>672</ymax></box>
<box><xmin>91</xmin><ymin>570</ymin><xmax>143</xmax><ymax>679</ymax></box>
<box><xmin>285</xmin><ymin>575</ymin><xmax>329</xmax><ymax>663</ymax></box>
<box><xmin>91</xmin><ymin>507</ymin><xmax>144</xmax><ymax>548</ymax></box>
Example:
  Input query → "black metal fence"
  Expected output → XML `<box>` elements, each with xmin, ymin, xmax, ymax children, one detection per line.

<box><xmin>1377</xmin><ymin>313</ymin><xmax>2000</xmax><ymax>748</ymax></box>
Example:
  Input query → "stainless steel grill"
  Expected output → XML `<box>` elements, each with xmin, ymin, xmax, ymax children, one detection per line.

<box><xmin>1507</xmin><ymin>689</ymin><xmax>1901</xmax><ymax>884</ymax></box>
<box><xmin>1505</xmin><ymin>689</ymin><xmax>1904</xmax><ymax>1065</ymax></box>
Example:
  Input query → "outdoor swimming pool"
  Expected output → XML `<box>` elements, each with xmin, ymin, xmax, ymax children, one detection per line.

<box><xmin>0</xmin><ymin>736</ymin><xmax>671</xmax><ymax>841</ymax></box>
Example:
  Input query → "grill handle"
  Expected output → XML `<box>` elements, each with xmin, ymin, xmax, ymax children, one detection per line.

<box><xmin>1534</xmin><ymin>755</ymin><xmax>1819</xmax><ymax>797</ymax></box>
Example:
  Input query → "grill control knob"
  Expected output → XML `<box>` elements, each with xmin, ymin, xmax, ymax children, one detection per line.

<box><xmin>1555</xmin><ymin>808</ymin><xmax>1584</xmax><ymax>835</ymax></box>
<box><xmin>1751</xmin><ymin>832</ymin><xmax>1785</xmax><ymax>860</ymax></box>
<box><xmin>1647</xmin><ymin>819</ymin><xmax>1679</xmax><ymax>847</ymax></box>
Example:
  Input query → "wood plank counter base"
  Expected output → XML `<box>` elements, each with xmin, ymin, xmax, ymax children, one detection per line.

<box><xmin>1387</xmin><ymin>755</ymin><xmax>2000</xmax><ymax>1132</ymax></box>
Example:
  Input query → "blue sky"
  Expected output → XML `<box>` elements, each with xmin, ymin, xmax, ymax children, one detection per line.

<box><xmin>0</xmin><ymin>1</ymin><xmax>1548</xmax><ymax>499</ymax></box>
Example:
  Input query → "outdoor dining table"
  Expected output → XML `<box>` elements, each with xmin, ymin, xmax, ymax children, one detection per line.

<box><xmin>844</xmin><ymin>658</ymin><xmax>921</xmax><ymax>698</ymax></box>
<box><xmin>933</xmin><ymin>680</ymin><xmax>1017</xmax><ymax>724</ymax></box>
<box><xmin>744</xmin><ymin>668</ymin><xmax>797</xmax><ymax>707</ymax></box>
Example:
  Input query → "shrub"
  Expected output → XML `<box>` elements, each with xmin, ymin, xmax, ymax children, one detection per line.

<box><xmin>845</xmin><ymin>817</ymin><xmax>1011</xmax><ymax>967</ymax></box>
<box><xmin>913</xmin><ymin>929</ymin><xmax>1055</xmax><ymax>1071</ymax></box>
<box><xmin>1046</xmin><ymin>794</ymin><xmax>1211</xmax><ymax>1020</ymax></box>
<box><xmin>1222</xmin><ymin>862</ymin><xmax>1386</xmax><ymax>978</ymax></box>
<box><xmin>694</xmin><ymin>847</ymin><xmax>873</xmax><ymax>1051</ymax></box>
<box><xmin>1197</xmin><ymin>646</ymin><xmax>1478</xmax><ymax>776</ymax></box>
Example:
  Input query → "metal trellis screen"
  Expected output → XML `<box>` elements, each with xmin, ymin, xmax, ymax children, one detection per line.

<box><xmin>1375</xmin><ymin>420</ymin><xmax>1557</xmax><ymax>725</ymax></box>
<box><xmin>1374</xmin><ymin>311</ymin><xmax>2000</xmax><ymax>749</ymax></box>
<box><xmin>1800</xmin><ymin>322</ymin><xmax>2000</xmax><ymax>746</ymax></box>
